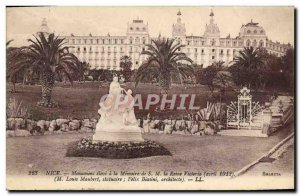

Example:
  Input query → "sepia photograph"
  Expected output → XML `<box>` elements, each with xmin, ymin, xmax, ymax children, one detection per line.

<box><xmin>6</xmin><ymin>6</ymin><xmax>295</xmax><ymax>191</ymax></box>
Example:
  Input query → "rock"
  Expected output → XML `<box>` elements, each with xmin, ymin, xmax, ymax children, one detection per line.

<box><xmin>56</xmin><ymin>119</ymin><xmax>69</xmax><ymax>127</ymax></box>
<box><xmin>15</xmin><ymin>129</ymin><xmax>31</xmax><ymax>137</ymax></box>
<box><xmin>82</xmin><ymin>119</ymin><xmax>93</xmax><ymax>128</ymax></box>
<box><xmin>49</xmin><ymin>120</ymin><xmax>57</xmax><ymax>132</ymax></box>
<box><xmin>45</xmin><ymin>121</ymin><xmax>50</xmax><ymax>129</ymax></box>
<box><xmin>191</xmin><ymin>123</ymin><xmax>199</xmax><ymax>134</ymax></box>
<box><xmin>79</xmin><ymin>127</ymin><xmax>94</xmax><ymax>133</ymax></box>
<box><xmin>204</xmin><ymin>127</ymin><xmax>214</xmax><ymax>135</ymax></box>
<box><xmin>15</xmin><ymin>118</ymin><xmax>26</xmax><ymax>129</ymax></box>
<box><xmin>69</xmin><ymin>120</ymin><xmax>80</xmax><ymax>131</ymax></box>
<box><xmin>7</xmin><ymin>118</ymin><xmax>16</xmax><ymax>130</ymax></box>
<box><xmin>6</xmin><ymin>130</ymin><xmax>15</xmax><ymax>137</ymax></box>
<box><xmin>26</xmin><ymin>119</ymin><xmax>37</xmax><ymax>132</ymax></box>
<box><xmin>164</xmin><ymin>124</ymin><xmax>172</xmax><ymax>134</ymax></box>
<box><xmin>37</xmin><ymin>120</ymin><xmax>46</xmax><ymax>131</ymax></box>
<box><xmin>60</xmin><ymin>123</ymin><xmax>70</xmax><ymax>132</ymax></box>
<box><xmin>149</xmin><ymin>128</ymin><xmax>159</xmax><ymax>134</ymax></box>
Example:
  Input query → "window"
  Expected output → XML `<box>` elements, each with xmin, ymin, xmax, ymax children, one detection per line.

<box><xmin>121</xmin><ymin>39</ymin><xmax>124</xmax><ymax>44</ymax></box>
<box><xmin>115</xmin><ymin>39</ymin><xmax>118</xmax><ymax>44</ymax></box>
<box><xmin>247</xmin><ymin>30</ymin><xmax>251</xmax><ymax>33</ymax></box>
<box><xmin>187</xmin><ymin>41</ymin><xmax>190</xmax><ymax>45</ymax></box>
<box><xmin>83</xmin><ymin>47</ymin><xmax>86</xmax><ymax>52</ymax></box>
<box><xmin>212</xmin><ymin>49</ymin><xmax>215</xmax><ymax>52</ymax></box>
<box><xmin>120</xmin><ymin>47</ymin><xmax>123</xmax><ymax>52</ymax></box>
<box><xmin>260</xmin><ymin>30</ymin><xmax>264</xmax><ymax>34</ymax></box>
<box><xmin>259</xmin><ymin>40</ymin><xmax>264</xmax><ymax>47</ymax></box>
<box><xmin>72</xmin><ymin>39</ymin><xmax>75</xmax><ymax>44</ymax></box>
<box><xmin>108</xmin><ymin>39</ymin><xmax>111</xmax><ymax>44</ymax></box>
<box><xmin>136</xmin><ymin>61</ymin><xmax>139</xmax><ymax>65</ymax></box>
<box><xmin>246</xmin><ymin>39</ymin><xmax>251</xmax><ymax>47</ymax></box>
<box><xmin>254</xmin><ymin>30</ymin><xmax>257</xmax><ymax>34</ymax></box>
<box><xmin>96</xmin><ymin>39</ymin><xmax>99</xmax><ymax>44</ymax></box>
<box><xmin>77</xmin><ymin>47</ymin><xmax>80</xmax><ymax>52</ymax></box>
<box><xmin>201</xmin><ymin>49</ymin><xmax>204</xmax><ymax>54</ymax></box>
<box><xmin>233</xmin><ymin>41</ymin><xmax>236</xmax><ymax>46</ymax></box>
<box><xmin>130</xmin><ymin>27</ymin><xmax>133</xmax><ymax>30</ymax></box>
<box><xmin>142</xmin><ymin>37</ymin><xmax>146</xmax><ymax>44</ymax></box>
<box><xmin>212</xmin><ymin>56</ymin><xmax>215</xmax><ymax>60</ymax></box>
<box><xmin>90</xmin><ymin>39</ymin><xmax>93</xmax><ymax>44</ymax></box>
<box><xmin>84</xmin><ymin>39</ymin><xmax>87</xmax><ymax>44</ymax></box>
<box><xmin>253</xmin><ymin>39</ymin><xmax>257</xmax><ymax>47</ymax></box>
<box><xmin>129</xmin><ymin>37</ymin><xmax>133</xmax><ymax>44</ymax></box>
<box><xmin>220</xmin><ymin>49</ymin><xmax>223</xmax><ymax>55</ymax></box>
<box><xmin>142</xmin><ymin>27</ymin><xmax>146</xmax><ymax>31</ymax></box>
<box><xmin>102</xmin><ymin>39</ymin><xmax>105</xmax><ymax>44</ymax></box>
<box><xmin>136</xmin><ymin>27</ymin><xmax>140</xmax><ymax>31</ymax></box>
<box><xmin>135</xmin><ymin>37</ymin><xmax>140</xmax><ymax>44</ymax></box>
<box><xmin>89</xmin><ymin>47</ymin><xmax>92</xmax><ymax>52</ymax></box>
<box><xmin>78</xmin><ymin>39</ymin><xmax>81</xmax><ymax>44</ymax></box>
<box><xmin>195</xmin><ymin>48</ymin><xmax>197</xmax><ymax>53</ymax></box>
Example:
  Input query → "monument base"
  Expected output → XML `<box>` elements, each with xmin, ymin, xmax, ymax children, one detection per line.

<box><xmin>93</xmin><ymin>125</ymin><xmax>144</xmax><ymax>143</ymax></box>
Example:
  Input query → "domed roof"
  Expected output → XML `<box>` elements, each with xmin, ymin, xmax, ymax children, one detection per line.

<box><xmin>239</xmin><ymin>19</ymin><xmax>267</xmax><ymax>37</ymax></box>
<box><xmin>127</xmin><ymin>18</ymin><xmax>149</xmax><ymax>35</ymax></box>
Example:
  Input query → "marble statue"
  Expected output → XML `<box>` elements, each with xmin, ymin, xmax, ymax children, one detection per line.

<box><xmin>93</xmin><ymin>77</ymin><xmax>144</xmax><ymax>143</ymax></box>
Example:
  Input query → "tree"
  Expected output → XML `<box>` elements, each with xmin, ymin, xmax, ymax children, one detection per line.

<box><xmin>76</xmin><ymin>61</ymin><xmax>90</xmax><ymax>82</ymax></box>
<box><xmin>135</xmin><ymin>37</ymin><xmax>193</xmax><ymax>94</ymax></box>
<box><xmin>6</xmin><ymin>40</ymin><xmax>28</xmax><ymax>92</ymax></box>
<box><xmin>281</xmin><ymin>48</ymin><xmax>294</xmax><ymax>93</ymax></box>
<box><xmin>10</xmin><ymin>33</ymin><xmax>80</xmax><ymax>107</ymax></box>
<box><xmin>199</xmin><ymin>61</ymin><xmax>224</xmax><ymax>96</ymax></box>
<box><xmin>230</xmin><ymin>47</ymin><xmax>263</xmax><ymax>88</ymax></box>
<box><xmin>212</xmin><ymin>70</ymin><xmax>234</xmax><ymax>102</ymax></box>
<box><xmin>120</xmin><ymin>55</ymin><xmax>133</xmax><ymax>82</ymax></box>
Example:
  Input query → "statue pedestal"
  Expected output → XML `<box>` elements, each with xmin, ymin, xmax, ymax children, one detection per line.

<box><xmin>93</xmin><ymin>125</ymin><xmax>144</xmax><ymax>143</ymax></box>
<box><xmin>92</xmin><ymin>113</ymin><xmax>144</xmax><ymax>143</ymax></box>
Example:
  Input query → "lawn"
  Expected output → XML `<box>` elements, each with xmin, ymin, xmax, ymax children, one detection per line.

<box><xmin>6</xmin><ymin>121</ymin><xmax>293</xmax><ymax>177</ymax></box>
<box><xmin>7</xmin><ymin>82</ymin><xmax>272</xmax><ymax>120</ymax></box>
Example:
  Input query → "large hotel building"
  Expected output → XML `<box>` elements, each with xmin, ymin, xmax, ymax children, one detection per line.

<box><xmin>38</xmin><ymin>9</ymin><xmax>291</xmax><ymax>70</ymax></box>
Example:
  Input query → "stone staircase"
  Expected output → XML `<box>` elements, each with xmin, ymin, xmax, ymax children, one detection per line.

<box><xmin>268</xmin><ymin>95</ymin><xmax>294</xmax><ymax>134</ymax></box>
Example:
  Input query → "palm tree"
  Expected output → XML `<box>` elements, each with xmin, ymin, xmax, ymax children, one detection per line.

<box><xmin>10</xmin><ymin>33</ymin><xmax>80</xmax><ymax>107</ymax></box>
<box><xmin>6</xmin><ymin>40</ymin><xmax>28</xmax><ymax>92</ymax></box>
<box><xmin>231</xmin><ymin>47</ymin><xmax>263</xmax><ymax>88</ymax></box>
<box><xmin>120</xmin><ymin>55</ymin><xmax>133</xmax><ymax>82</ymax></box>
<box><xmin>135</xmin><ymin>38</ymin><xmax>193</xmax><ymax>94</ymax></box>
<box><xmin>233</xmin><ymin>47</ymin><xmax>263</xmax><ymax>70</ymax></box>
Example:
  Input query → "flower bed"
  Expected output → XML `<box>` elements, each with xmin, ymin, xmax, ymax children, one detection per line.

<box><xmin>66</xmin><ymin>138</ymin><xmax>172</xmax><ymax>159</ymax></box>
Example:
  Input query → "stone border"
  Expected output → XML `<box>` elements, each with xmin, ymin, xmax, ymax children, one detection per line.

<box><xmin>6</xmin><ymin>117</ymin><xmax>217</xmax><ymax>137</ymax></box>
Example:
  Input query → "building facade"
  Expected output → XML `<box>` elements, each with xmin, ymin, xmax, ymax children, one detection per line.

<box><xmin>37</xmin><ymin>10</ymin><xmax>292</xmax><ymax>70</ymax></box>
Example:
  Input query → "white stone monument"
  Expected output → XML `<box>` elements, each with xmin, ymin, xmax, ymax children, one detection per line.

<box><xmin>93</xmin><ymin>77</ymin><xmax>144</xmax><ymax>143</ymax></box>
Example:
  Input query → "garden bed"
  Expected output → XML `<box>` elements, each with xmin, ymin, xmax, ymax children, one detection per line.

<box><xmin>66</xmin><ymin>138</ymin><xmax>172</xmax><ymax>159</ymax></box>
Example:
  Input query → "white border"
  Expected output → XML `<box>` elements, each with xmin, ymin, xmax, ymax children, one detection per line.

<box><xmin>1</xmin><ymin>0</ymin><xmax>298</xmax><ymax>195</ymax></box>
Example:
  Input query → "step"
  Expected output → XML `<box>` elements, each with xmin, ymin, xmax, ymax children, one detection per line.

<box><xmin>218</xmin><ymin>129</ymin><xmax>268</xmax><ymax>138</ymax></box>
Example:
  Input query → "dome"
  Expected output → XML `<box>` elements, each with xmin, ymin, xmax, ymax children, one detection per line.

<box><xmin>127</xmin><ymin>19</ymin><xmax>148</xmax><ymax>35</ymax></box>
<box><xmin>239</xmin><ymin>20</ymin><xmax>266</xmax><ymax>37</ymax></box>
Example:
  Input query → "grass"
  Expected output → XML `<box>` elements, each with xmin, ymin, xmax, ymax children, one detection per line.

<box><xmin>66</xmin><ymin>138</ymin><xmax>172</xmax><ymax>159</ymax></box>
<box><xmin>6</xmin><ymin>121</ymin><xmax>293</xmax><ymax>176</ymax></box>
<box><xmin>6</xmin><ymin>82</ymin><xmax>272</xmax><ymax>120</ymax></box>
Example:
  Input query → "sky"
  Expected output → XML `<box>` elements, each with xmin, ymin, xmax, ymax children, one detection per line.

<box><xmin>6</xmin><ymin>6</ymin><xmax>294</xmax><ymax>47</ymax></box>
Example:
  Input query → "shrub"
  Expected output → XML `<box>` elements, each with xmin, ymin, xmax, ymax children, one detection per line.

<box><xmin>6</xmin><ymin>98</ymin><xmax>30</xmax><ymax>118</ymax></box>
